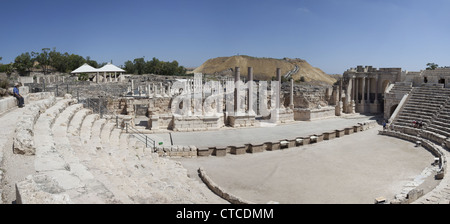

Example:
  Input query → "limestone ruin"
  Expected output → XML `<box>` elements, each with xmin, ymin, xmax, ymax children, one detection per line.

<box><xmin>0</xmin><ymin>64</ymin><xmax>450</xmax><ymax>204</ymax></box>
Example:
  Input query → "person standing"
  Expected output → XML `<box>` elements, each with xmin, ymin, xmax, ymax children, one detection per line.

<box><xmin>13</xmin><ymin>83</ymin><xmax>24</xmax><ymax>108</ymax></box>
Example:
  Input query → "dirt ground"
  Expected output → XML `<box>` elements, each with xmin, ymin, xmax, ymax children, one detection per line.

<box><xmin>175</xmin><ymin>127</ymin><xmax>440</xmax><ymax>204</ymax></box>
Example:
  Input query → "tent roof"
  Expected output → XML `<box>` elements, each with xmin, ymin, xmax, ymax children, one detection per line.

<box><xmin>71</xmin><ymin>63</ymin><xmax>98</xmax><ymax>74</ymax></box>
<box><xmin>97</xmin><ymin>63</ymin><xmax>125</xmax><ymax>73</ymax></box>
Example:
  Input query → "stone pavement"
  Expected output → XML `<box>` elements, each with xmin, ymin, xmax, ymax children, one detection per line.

<box><xmin>149</xmin><ymin>114</ymin><xmax>379</xmax><ymax>148</ymax></box>
<box><xmin>0</xmin><ymin>102</ymin><xmax>34</xmax><ymax>203</ymax></box>
<box><xmin>176</xmin><ymin>127</ymin><xmax>438</xmax><ymax>204</ymax></box>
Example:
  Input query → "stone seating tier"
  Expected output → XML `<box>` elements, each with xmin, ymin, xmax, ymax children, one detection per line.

<box><xmin>14</xmin><ymin>93</ymin><xmax>221</xmax><ymax>204</ymax></box>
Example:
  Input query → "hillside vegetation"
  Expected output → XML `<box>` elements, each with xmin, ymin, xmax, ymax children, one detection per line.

<box><xmin>193</xmin><ymin>55</ymin><xmax>336</xmax><ymax>85</ymax></box>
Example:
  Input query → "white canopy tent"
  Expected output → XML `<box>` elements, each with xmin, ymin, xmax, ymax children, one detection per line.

<box><xmin>97</xmin><ymin>63</ymin><xmax>125</xmax><ymax>82</ymax></box>
<box><xmin>70</xmin><ymin>63</ymin><xmax>98</xmax><ymax>74</ymax></box>
<box><xmin>71</xmin><ymin>62</ymin><xmax>125</xmax><ymax>83</ymax></box>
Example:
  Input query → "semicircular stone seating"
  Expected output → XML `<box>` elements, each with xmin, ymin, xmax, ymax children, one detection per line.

<box><xmin>14</xmin><ymin>93</ymin><xmax>224</xmax><ymax>204</ymax></box>
<box><xmin>387</xmin><ymin>84</ymin><xmax>450</xmax><ymax>204</ymax></box>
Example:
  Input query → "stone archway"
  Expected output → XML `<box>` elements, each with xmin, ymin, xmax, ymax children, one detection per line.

<box><xmin>382</xmin><ymin>80</ymin><xmax>391</xmax><ymax>93</ymax></box>
<box><xmin>389</xmin><ymin>104</ymin><xmax>398</xmax><ymax>118</ymax></box>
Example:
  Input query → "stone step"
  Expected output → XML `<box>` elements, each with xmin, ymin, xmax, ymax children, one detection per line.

<box><xmin>67</xmin><ymin>108</ymin><xmax>92</xmax><ymax>137</ymax></box>
<box><xmin>100</xmin><ymin>122</ymin><xmax>117</xmax><ymax>146</ymax></box>
<box><xmin>13</xmin><ymin>97</ymin><xmax>57</xmax><ymax>155</ymax></box>
<box><xmin>426</xmin><ymin>126</ymin><xmax>450</xmax><ymax>138</ymax></box>
<box><xmin>401</xmin><ymin>108</ymin><xmax>436</xmax><ymax>115</ymax></box>
<box><xmin>34</xmin><ymin>98</ymin><xmax>75</xmax><ymax>172</ymax></box>
<box><xmin>79</xmin><ymin>114</ymin><xmax>100</xmax><ymax>145</ymax></box>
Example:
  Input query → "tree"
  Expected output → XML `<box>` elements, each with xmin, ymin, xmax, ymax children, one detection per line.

<box><xmin>49</xmin><ymin>50</ymin><xmax>70</xmax><ymax>73</ymax></box>
<box><xmin>86</xmin><ymin>56</ymin><xmax>99</xmax><ymax>68</ymax></box>
<box><xmin>67</xmin><ymin>54</ymin><xmax>86</xmax><ymax>71</ymax></box>
<box><xmin>14</xmin><ymin>52</ymin><xmax>34</xmax><ymax>75</ymax></box>
<box><xmin>124</xmin><ymin>60</ymin><xmax>135</xmax><ymax>74</ymax></box>
<box><xmin>133</xmin><ymin>57</ymin><xmax>145</xmax><ymax>75</ymax></box>
<box><xmin>426</xmin><ymin>63</ymin><xmax>439</xmax><ymax>70</ymax></box>
<box><xmin>32</xmin><ymin>48</ymin><xmax>51</xmax><ymax>75</ymax></box>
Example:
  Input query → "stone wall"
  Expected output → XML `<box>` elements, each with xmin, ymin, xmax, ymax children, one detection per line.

<box><xmin>293</xmin><ymin>106</ymin><xmax>335</xmax><ymax>121</ymax></box>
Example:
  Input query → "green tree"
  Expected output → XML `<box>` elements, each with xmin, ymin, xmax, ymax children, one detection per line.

<box><xmin>426</xmin><ymin>63</ymin><xmax>439</xmax><ymax>70</ymax></box>
<box><xmin>133</xmin><ymin>57</ymin><xmax>145</xmax><ymax>75</ymax></box>
<box><xmin>67</xmin><ymin>54</ymin><xmax>86</xmax><ymax>71</ymax></box>
<box><xmin>14</xmin><ymin>52</ymin><xmax>34</xmax><ymax>75</ymax></box>
<box><xmin>86</xmin><ymin>56</ymin><xmax>99</xmax><ymax>68</ymax></box>
<box><xmin>124</xmin><ymin>60</ymin><xmax>135</xmax><ymax>74</ymax></box>
<box><xmin>32</xmin><ymin>48</ymin><xmax>51</xmax><ymax>75</ymax></box>
<box><xmin>49</xmin><ymin>50</ymin><xmax>70</xmax><ymax>73</ymax></box>
<box><xmin>0</xmin><ymin>63</ymin><xmax>14</xmax><ymax>75</ymax></box>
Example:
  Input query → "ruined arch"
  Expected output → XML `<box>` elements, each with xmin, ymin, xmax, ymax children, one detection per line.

<box><xmin>382</xmin><ymin>80</ymin><xmax>391</xmax><ymax>93</ymax></box>
<box><xmin>389</xmin><ymin>104</ymin><xmax>398</xmax><ymax>118</ymax></box>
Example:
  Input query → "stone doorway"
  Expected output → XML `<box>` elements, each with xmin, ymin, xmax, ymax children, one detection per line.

<box><xmin>389</xmin><ymin>104</ymin><xmax>398</xmax><ymax>118</ymax></box>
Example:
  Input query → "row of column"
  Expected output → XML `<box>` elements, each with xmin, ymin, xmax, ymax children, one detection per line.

<box><xmin>352</xmin><ymin>75</ymin><xmax>380</xmax><ymax>105</ymax></box>
<box><xmin>233</xmin><ymin>67</ymin><xmax>294</xmax><ymax>114</ymax></box>
<box><xmin>129</xmin><ymin>80</ymin><xmax>170</xmax><ymax>97</ymax></box>
<box><xmin>95</xmin><ymin>72</ymin><xmax>121</xmax><ymax>83</ymax></box>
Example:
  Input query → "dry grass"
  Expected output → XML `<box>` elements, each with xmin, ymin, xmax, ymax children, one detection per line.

<box><xmin>193</xmin><ymin>55</ymin><xmax>336</xmax><ymax>85</ymax></box>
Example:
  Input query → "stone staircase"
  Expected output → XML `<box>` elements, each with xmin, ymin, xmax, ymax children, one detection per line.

<box><xmin>393</xmin><ymin>85</ymin><xmax>450</xmax><ymax>130</ymax></box>
<box><xmin>387</xmin><ymin>82</ymin><xmax>413</xmax><ymax>95</ymax></box>
<box><xmin>10</xmin><ymin>94</ymin><xmax>225</xmax><ymax>204</ymax></box>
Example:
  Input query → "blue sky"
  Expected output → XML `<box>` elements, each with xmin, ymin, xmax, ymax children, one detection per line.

<box><xmin>1</xmin><ymin>0</ymin><xmax>450</xmax><ymax>74</ymax></box>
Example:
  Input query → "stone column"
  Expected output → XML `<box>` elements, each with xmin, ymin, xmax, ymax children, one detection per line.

<box><xmin>375</xmin><ymin>75</ymin><xmax>379</xmax><ymax>103</ymax></box>
<box><xmin>234</xmin><ymin>67</ymin><xmax>241</xmax><ymax>114</ymax></box>
<box><xmin>336</xmin><ymin>78</ymin><xmax>343</xmax><ymax>116</ymax></box>
<box><xmin>103</xmin><ymin>72</ymin><xmax>107</xmax><ymax>83</ymax></box>
<box><xmin>366</xmin><ymin>77</ymin><xmax>370</xmax><ymax>104</ymax></box>
<box><xmin>290</xmin><ymin>78</ymin><xmax>294</xmax><ymax>109</ymax></box>
<box><xmin>351</xmin><ymin>77</ymin><xmax>356</xmax><ymax>113</ymax></box>
<box><xmin>96</xmin><ymin>72</ymin><xmax>99</xmax><ymax>83</ymax></box>
<box><xmin>248</xmin><ymin>67</ymin><xmax>255</xmax><ymax>114</ymax></box>
<box><xmin>131</xmin><ymin>80</ymin><xmax>134</xmax><ymax>95</ymax></box>
<box><xmin>361</xmin><ymin>76</ymin><xmax>366</xmax><ymax>106</ymax></box>
<box><xmin>276</xmin><ymin>68</ymin><xmax>281</xmax><ymax>110</ymax></box>
<box><xmin>355</xmin><ymin>77</ymin><xmax>359</xmax><ymax>104</ymax></box>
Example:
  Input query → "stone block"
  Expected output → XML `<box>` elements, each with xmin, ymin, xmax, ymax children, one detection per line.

<box><xmin>287</xmin><ymin>139</ymin><xmax>297</xmax><ymax>148</ymax></box>
<box><xmin>323</xmin><ymin>132</ymin><xmax>336</xmax><ymax>140</ymax></box>
<box><xmin>302</xmin><ymin>137</ymin><xmax>311</xmax><ymax>145</ymax></box>
<box><xmin>280</xmin><ymin>140</ymin><xmax>289</xmax><ymax>149</ymax></box>
<box><xmin>345</xmin><ymin>127</ymin><xmax>354</xmax><ymax>135</ymax></box>
<box><xmin>263</xmin><ymin>142</ymin><xmax>273</xmax><ymax>150</ymax></box>
<box><xmin>309</xmin><ymin>135</ymin><xmax>318</xmax><ymax>144</ymax></box>
<box><xmin>269</xmin><ymin>141</ymin><xmax>280</xmax><ymax>150</ymax></box>
<box><xmin>315</xmin><ymin>134</ymin><xmax>324</xmax><ymax>142</ymax></box>
<box><xmin>292</xmin><ymin>138</ymin><xmax>302</xmax><ymax>146</ymax></box>
<box><xmin>353</xmin><ymin>125</ymin><xmax>361</xmax><ymax>132</ymax></box>
<box><xmin>213</xmin><ymin>147</ymin><xmax>227</xmax><ymax>157</ymax></box>
<box><xmin>229</xmin><ymin>145</ymin><xmax>246</xmax><ymax>155</ymax></box>
<box><xmin>335</xmin><ymin>129</ymin><xmax>345</xmax><ymax>137</ymax></box>
<box><xmin>197</xmin><ymin>147</ymin><xmax>212</xmax><ymax>157</ymax></box>
<box><xmin>248</xmin><ymin>144</ymin><xmax>264</xmax><ymax>153</ymax></box>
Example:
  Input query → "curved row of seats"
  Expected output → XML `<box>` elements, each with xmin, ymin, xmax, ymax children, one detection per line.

<box><xmin>14</xmin><ymin>94</ymin><xmax>224</xmax><ymax>204</ymax></box>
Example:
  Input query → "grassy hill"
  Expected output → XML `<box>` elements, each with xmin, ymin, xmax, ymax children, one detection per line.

<box><xmin>193</xmin><ymin>55</ymin><xmax>336</xmax><ymax>85</ymax></box>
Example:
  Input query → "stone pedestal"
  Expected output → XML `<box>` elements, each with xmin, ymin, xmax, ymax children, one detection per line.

<box><xmin>350</xmin><ymin>100</ymin><xmax>356</xmax><ymax>113</ymax></box>
<box><xmin>228</xmin><ymin>114</ymin><xmax>256</xmax><ymax>127</ymax></box>
<box><xmin>335</xmin><ymin>129</ymin><xmax>345</xmax><ymax>137</ymax></box>
<box><xmin>148</xmin><ymin>115</ymin><xmax>159</xmax><ymax>130</ymax></box>
<box><xmin>335</xmin><ymin>101</ymin><xmax>343</xmax><ymax>116</ymax></box>
<box><xmin>213</xmin><ymin>147</ymin><xmax>227</xmax><ymax>157</ymax></box>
